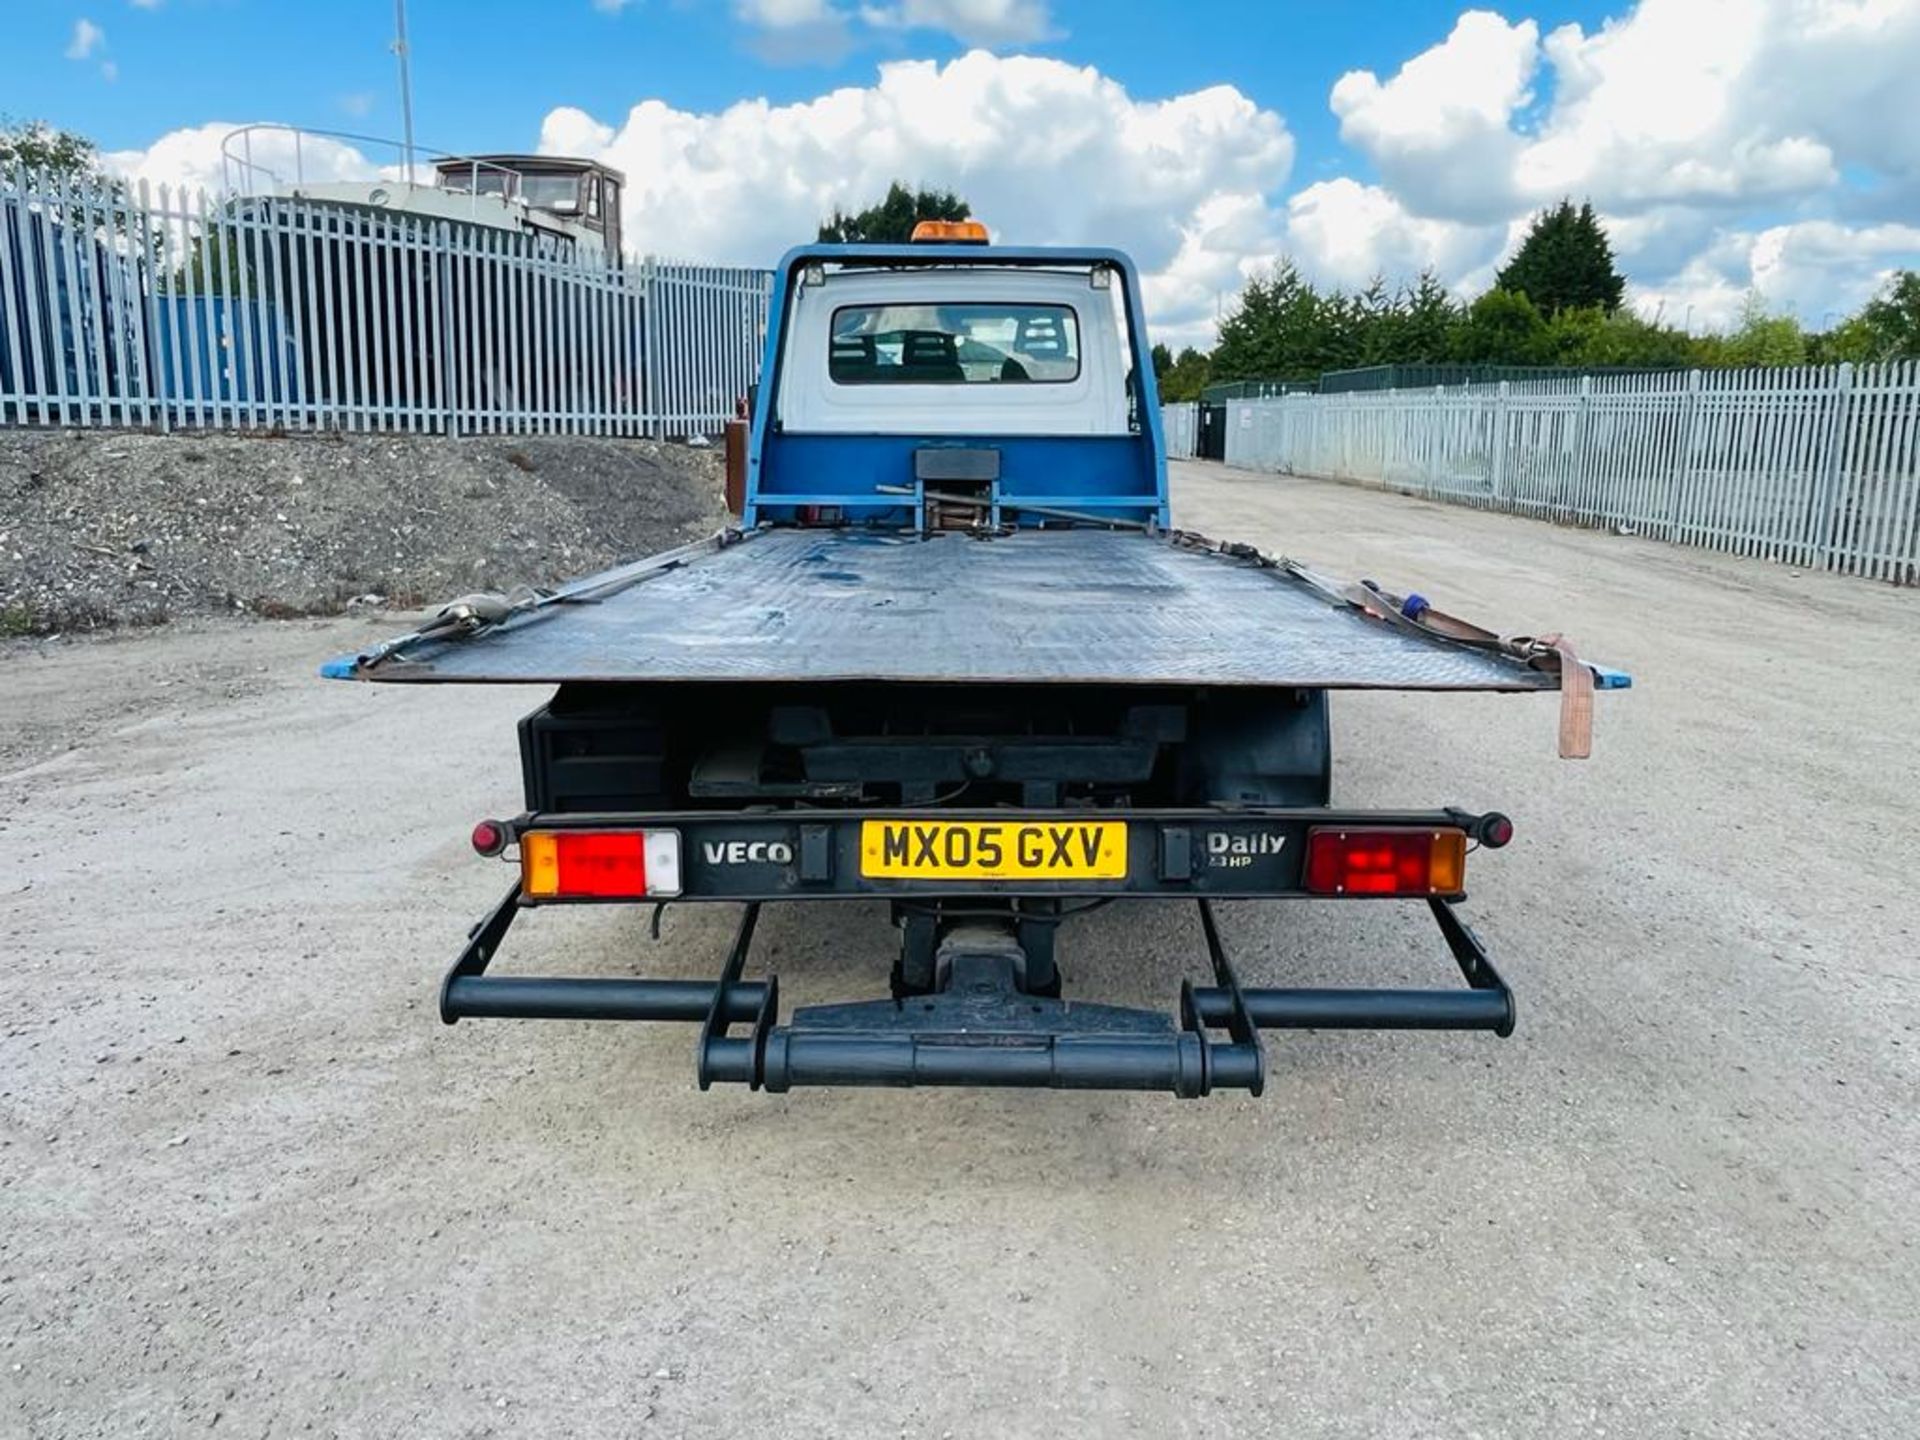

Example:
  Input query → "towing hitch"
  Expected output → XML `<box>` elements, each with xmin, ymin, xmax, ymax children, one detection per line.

<box><xmin>439</xmin><ymin>890</ymin><xmax>1512</xmax><ymax>1097</ymax></box>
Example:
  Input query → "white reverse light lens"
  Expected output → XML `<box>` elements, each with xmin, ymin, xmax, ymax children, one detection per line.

<box><xmin>643</xmin><ymin>830</ymin><xmax>683</xmax><ymax>897</ymax></box>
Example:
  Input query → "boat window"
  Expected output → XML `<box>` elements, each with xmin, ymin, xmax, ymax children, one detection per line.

<box><xmin>829</xmin><ymin>303</ymin><xmax>1080</xmax><ymax>385</ymax></box>
<box><xmin>518</xmin><ymin>173</ymin><xmax>582</xmax><ymax>212</ymax></box>
<box><xmin>441</xmin><ymin>167</ymin><xmax>512</xmax><ymax>197</ymax></box>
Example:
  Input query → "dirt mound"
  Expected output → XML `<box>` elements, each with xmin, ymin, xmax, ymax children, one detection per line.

<box><xmin>0</xmin><ymin>430</ymin><xmax>728</xmax><ymax>634</ymax></box>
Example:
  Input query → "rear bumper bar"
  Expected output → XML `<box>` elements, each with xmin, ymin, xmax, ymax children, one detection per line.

<box><xmin>440</xmin><ymin>888</ymin><xmax>1511</xmax><ymax>1096</ymax></box>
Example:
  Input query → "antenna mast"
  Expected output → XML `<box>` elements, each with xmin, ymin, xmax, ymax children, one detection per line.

<box><xmin>392</xmin><ymin>0</ymin><xmax>417</xmax><ymax>184</ymax></box>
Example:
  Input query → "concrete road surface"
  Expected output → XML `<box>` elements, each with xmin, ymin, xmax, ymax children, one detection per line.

<box><xmin>4</xmin><ymin>460</ymin><xmax>1916</xmax><ymax>1438</ymax></box>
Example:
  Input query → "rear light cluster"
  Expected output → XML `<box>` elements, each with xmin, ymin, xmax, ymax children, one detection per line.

<box><xmin>518</xmin><ymin>829</ymin><xmax>683</xmax><ymax>900</ymax></box>
<box><xmin>1304</xmin><ymin>827</ymin><xmax>1466</xmax><ymax>897</ymax></box>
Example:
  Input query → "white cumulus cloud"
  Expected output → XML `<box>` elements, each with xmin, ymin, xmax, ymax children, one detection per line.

<box><xmin>1515</xmin><ymin>0</ymin><xmax>1839</xmax><ymax>210</ymax></box>
<box><xmin>1322</xmin><ymin>0</ymin><xmax>1920</xmax><ymax>327</ymax></box>
<box><xmin>537</xmin><ymin>51</ymin><xmax>1291</xmax><ymax>345</ymax></box>
<box><xmin>1142</xmin><ymin>192</ymin><xmax>1287</xmax><ymax>346</ymax></box>
<box><xmin>1330</xmin><ymin>10</ymin><xmax>1537</xmax><ymax>223</ymax></box>
<box><xmin>102</xmin><ymin>123</ymin><xmax>382</xmax><ymax>198</ymax></box>
<box><xmin>1283</xmin><ymin>179</ymin><xmax>1508</xmax><ymax>294</ymax></box>
<box><xmin>89</xmin><ymin>2</ymin><xmax>1920</xmax><ymax>343</ymax></box>
<box><xmin>860</xmin><ymin>0</ymin><xmax>1058</xmax><ymax>46</ymax></box>
<box><xmin>104</xmin><ymin>55</ymin><xmax>1286</xmax><ymax>346</ymax></box>
<box><xmin>1629</xmin><ymin>219</ymin><xmax>1920</xmax><ymax>332</ymax></box>
<box><xmin>1331</xmin><ymin>0</ymin><xmax>1889</xmax><ymax>221</ymax></box>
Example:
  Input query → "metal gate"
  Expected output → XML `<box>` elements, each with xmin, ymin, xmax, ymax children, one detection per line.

<box><xmin>1197</xmin><ymin>403</ymin><xmax>1227</xmax><ymax>461</ymax></box>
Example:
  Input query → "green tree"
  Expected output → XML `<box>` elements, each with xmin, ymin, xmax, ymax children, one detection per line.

<box><xmin>1211</xmin><ymin>263</ymin><xmax>1356</xmax><ymax>383</ymax></box>
<box><xmin>818</xmin><ymin>182</ymin><xmax>971</xmax><ymax>244</ymax></box>
<box><xmin>1160</xmin><ymin>346</ymin><xmax>1213</xmax><ymax>402</ymax></box>
<box><xmin>1397</xmin><ymin>271</ymin><xmax>1465</xmax><ymax>362</ymax></box>
<box><xmin>1844</xmin><ymin>271</ymin><xmax>1920</xmax><ymax>360</ymax></box>
<box><xmin>1811</xmin><ymin>314</ymin><xmax>1881</xmax><ymax>364</ymax></box>
<box><xmin>1704</xmin><ymin>293</ymin><xmax>1808</xmax><ymax>367</ymax></box>
<box><xmin>1451</xmin><ymin>288</ymin><xmax>1554</xmax><ymax>364</ymax></box>
<box><xmin>0</xmin><ymin>118</ymin><xmax>109</xmax><ymax>184</ymax></box>
<box><xmin>1495</xmin><ymin>200</ymin><xmax>1626</xmax><ymax>317</ymax></box>
<box><xmin>1806</xmin><ymin>273</ymin><xmax>1920</xmax><ymax>363</ymax></box>
<box><xmin>1357</xmin><ymin>270</ymin><xmax>1462</xmax><ymax>366</ymax></box>
<box><xmin>1546</xmin><ymin>305</ymin><xmax>1695</xmax><ymax>367</ymax></box>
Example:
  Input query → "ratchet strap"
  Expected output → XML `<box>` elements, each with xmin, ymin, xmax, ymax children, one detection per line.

<box><xmin>1167</xmin><ymin>530</ymin><xmax>1601</xmax><ymax>761</ymax></box>
<box><xmin>1337</xmin><ymin>581</ymin><xmax>1596</xmax><ymax>760</ymax></box>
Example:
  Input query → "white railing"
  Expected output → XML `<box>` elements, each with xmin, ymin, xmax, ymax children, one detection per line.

<box><xmin>216</xmin><ymin>123</ymin><xmax>524</xmax><ymax>200</ymax></box>
<box><xmin>1161</xmin><ymin>400</ymin><xmax>1198</xmax><ymax>459</ymax></box>
<box><xmin>0</xmin><ymin>166</ymin><xmax>771</xmax><ymax>438</ymax></box>
<box><xmin>1219</xmin><ymin>368</ymin><xmax>1920</xmax><ymax>585</ymax></box>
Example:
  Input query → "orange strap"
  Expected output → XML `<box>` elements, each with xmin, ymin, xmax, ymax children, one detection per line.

<box><xmin>1538</xmin><ymin>634</ymin><xmax>1594</xmax><ymax>760</ymax></box>
<box><xmin>1339</xmin><ymin>583</ymin><xmax>1595</xmax><ymax>760</ymax></box>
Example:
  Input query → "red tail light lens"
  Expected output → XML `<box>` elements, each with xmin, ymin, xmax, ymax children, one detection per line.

<box><xmin>520</xmin><ymin>830</ymin><xmax>682</xmax><ymax>900</ymax></box>
<box><xmin>1305</xmin><ymin>827</ymin><xmax>1467</xmax><ymax>896</ymax></box>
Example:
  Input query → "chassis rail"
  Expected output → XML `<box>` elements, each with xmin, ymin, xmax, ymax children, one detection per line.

<box><xmin>440</xmin><ymin>886</ymin><xmax>1512</xmax><ymax>1097</ymax></box>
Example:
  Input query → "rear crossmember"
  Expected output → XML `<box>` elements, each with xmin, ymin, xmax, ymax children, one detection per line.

<box><xmin>440</xmin><ymin>888</ymin><xmax>1512</xmax><ymax>1097</ymax></box>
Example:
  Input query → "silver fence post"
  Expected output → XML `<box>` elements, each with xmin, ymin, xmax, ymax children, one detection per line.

<box><xmin>129</xmin><ymin>177</ymin><xmax>162</xmax><ymax>431</ymax></box>
<box><xmin>1815</xmin><ymin>360</ymin><xmax>1855</xmax><ymax>569</ymax></box>
<box><xmin>1574</xmin><ymin>373</ymin><xmax>1594</xmax><ymax>518</ymax></box>
<box><xmin>1667</xmin><ymin>369</ymin><xmax>1703</xmax><ymax>543</ymax></box>
<box><xmin>641</xmin><ymin>259</ymin><xmax>658</xmax><ymax>439</ymax></box>
<box><xmin>1490</xmin><ymin>380</ymin><xmax>1511</xmax><ymax>501</ymax></box>
<box><xmin>433</xmin><ymin>221</ymin><xmax>453</xmax><ymax>435</ymax></box>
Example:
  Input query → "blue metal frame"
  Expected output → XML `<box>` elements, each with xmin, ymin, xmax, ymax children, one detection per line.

<box><xmin>743</xmin><ymin>243</ymin><xmax>1169</xmax><ymax>529</ymax></box>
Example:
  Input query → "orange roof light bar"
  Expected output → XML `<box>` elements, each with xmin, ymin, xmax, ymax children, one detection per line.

<box><xmin>910</xmin><ymin>219</ymin><xmax>990</xmax><ymax>244</ymax></box>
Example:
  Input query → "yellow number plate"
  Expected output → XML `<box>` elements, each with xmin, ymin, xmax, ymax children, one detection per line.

<box><xmin>860</xmin><ymin>820</ymin><xmax>1128</xmax><ymax>881</ymax></box>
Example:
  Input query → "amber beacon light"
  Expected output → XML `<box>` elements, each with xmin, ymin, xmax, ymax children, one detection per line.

<box><xmin>909</xmin><ymin>219</ymin><xmax>990</xmax><ymax>244</ymax></box>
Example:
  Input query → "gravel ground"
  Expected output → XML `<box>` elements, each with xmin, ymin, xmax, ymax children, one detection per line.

<box><xmin>0</xmin><ymin>431</ymin><xmax>725</xmax><ymax>633</ymax></box>
<box><xmin>2</xmin><ymin>460</ymin><xmax>1916</xmax><ymax>1438</ymax></box>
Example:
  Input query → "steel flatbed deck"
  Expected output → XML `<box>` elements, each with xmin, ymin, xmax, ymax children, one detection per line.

<box><xmin>330</xmin><ymin>525</ymin><xmax>1575</xmax><ymax>692</ymax></box>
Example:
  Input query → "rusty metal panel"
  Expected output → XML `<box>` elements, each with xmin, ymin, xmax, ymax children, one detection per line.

<box><xmin>349</xmin><ymin>527</ymin><xmax>1557</xmax><ymax>691</ymax></box>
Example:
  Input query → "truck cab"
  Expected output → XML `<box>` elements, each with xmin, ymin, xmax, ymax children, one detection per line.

<box><xmin>747</xmin><ymin>234</ymin><xmax>1166</xmax><ymax>530</ymax></box>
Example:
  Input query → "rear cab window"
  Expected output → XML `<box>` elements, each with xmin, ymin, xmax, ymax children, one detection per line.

<box><xmin>830</xmin><ymin>303</ymin><xmax>1080</xmax><ymax>385</ymax></box>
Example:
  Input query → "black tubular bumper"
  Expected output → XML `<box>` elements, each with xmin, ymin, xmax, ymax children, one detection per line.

<box><xmin>439</xmin><ymin>888</ymin><xmax>1512</xmax><ymax>1097</ymax></box>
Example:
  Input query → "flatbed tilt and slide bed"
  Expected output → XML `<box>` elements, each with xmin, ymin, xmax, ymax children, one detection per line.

<box><xmin>326</xmin><ymin>232</ymin><xmax>1628</xmax><ymax>1099</ymax></box>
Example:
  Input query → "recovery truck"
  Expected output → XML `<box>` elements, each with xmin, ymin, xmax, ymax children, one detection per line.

<box><xmin>325</xmin><ymin>222</ymin><xmax>1627</xmax><ymax>1099</ymax></box>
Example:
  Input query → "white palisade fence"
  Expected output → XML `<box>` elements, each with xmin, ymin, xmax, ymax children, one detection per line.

<box><xmin>1216</xmin><ymin>367</ymin><xmax>1920</xmax><ymax>584</ymax></box>
<box><xmin>1161</xmin><ymin>400</ymin><xmax>1198</xmax><ymax>459</ymax></box>
<box><xmin>0</xmin><ymin>166</ymin><xmax>771</xmax><ymax>437</ymax></box>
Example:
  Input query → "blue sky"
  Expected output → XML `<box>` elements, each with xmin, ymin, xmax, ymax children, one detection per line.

<box><xmin>15</xmin><ymin>0</ymin><xmax>1920</xmax><ymax>344</ymax></box>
